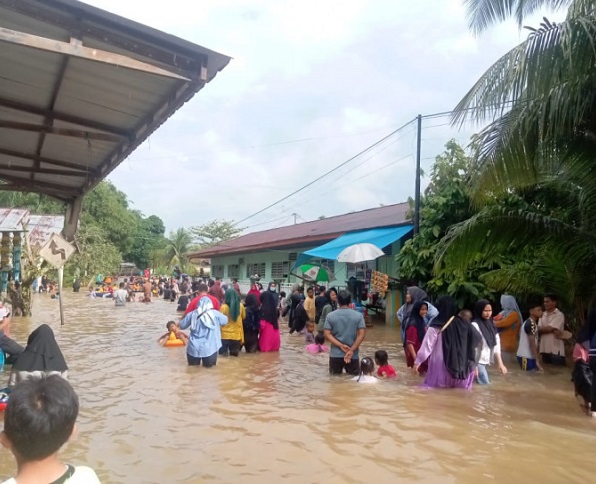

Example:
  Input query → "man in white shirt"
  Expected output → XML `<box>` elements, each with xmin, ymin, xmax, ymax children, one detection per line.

<box><xmin>538</xmin><ymin>293</ymin><xmax>566</xmax><ymax>366</ymax></box>
<box><xmin>113</xmin><ymin>282</ymin><xmax>128</xmax><ymax>307</ymax></box>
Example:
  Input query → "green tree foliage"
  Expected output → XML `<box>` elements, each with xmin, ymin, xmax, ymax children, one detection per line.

<box><xmin>65</xmin><ymin>225</ymin><xmax>121</xmax><ymax>287</ymax></box>
<box><xmin>0</xmin><ymin>191</ymin><xmax>65</xmax><ymax>214</ymax></box>
<box><xmin>396</xmin><ymin>141</ymin><xmax>500</xmax><ymax>307</ymax></box>
<box><xmin>190</xmin><ymin>219</ymin><xmax>242</xmax><ymax>248</ymax></box>
<box><xmin>160</xmin><ymin>228</ymin><xmax>194</xmax><ymax>271</ymax></box>
<box><xmin>124</xmin><ymin>213</ymin><xmax>167</xmax><ymax>270</ymax></box>
<box><xmin>80</xmin><ymin>180</ymin><xmax>138</xmax><ymax>255</ymax></box>
<box><xmin>441</xmin><ymin>0</ymin><xmax>596</xmax><ymax>323</ymax></box>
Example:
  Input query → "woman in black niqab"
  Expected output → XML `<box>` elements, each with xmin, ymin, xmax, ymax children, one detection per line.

<box><xmin>9</xmin><ymin>324</ymin><xmax>68</xmax><ymax>387</ymax></box>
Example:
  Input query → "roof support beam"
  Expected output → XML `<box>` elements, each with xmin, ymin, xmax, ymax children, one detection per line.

<box><xmin>0</xmin><ymin>0</ymin><xmax>206</xmax><ymax>80</ymax></box>
<box><xmin>0</xmin><ymin>165</ymin><xmax>88</xmax><ymax>176</ymax></box>
<box><xmin>0</xmin><ymin>173</ymin><xmax>81</xmax><ymax>194</ymax></box>
<box><xmin>0</xmin><ymin>148</ymin><xmax>98</xmax><ymax>174</ymax></box>
<box><xmin>63</xmin><ymin>195</ymin><xmax>83</xmax><ymax>241</ymax></box>
<box><xmin>0</xmin><ymin>120</ymin><xmax>124</xmax><ymax>143</ymax></box>
<box><xmin>0</xmin><ymin>26</ymin><xmax>190</xmax><ymax>81</ymax></box>
<box><xmin>0</xmin><ymin>97</ymin><xmax>132</xmax><ymax>138</ymax></box>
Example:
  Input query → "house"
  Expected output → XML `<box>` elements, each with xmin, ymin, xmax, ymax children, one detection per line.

<box><xmin>189</xmin><ymin>202</ymin><xmax>414</xmax><ymax>325</ymax></box>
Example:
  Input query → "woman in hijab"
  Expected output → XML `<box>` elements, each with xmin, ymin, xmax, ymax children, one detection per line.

<box><xmin>471</xmin><ymin>299</ymin><xmax>508</xmax><ymax>384</ymax></box>
<box><xmin>397</xmin><ymin>286</ymin><xmax>438</xmax><ymax>341</ymax></box>
<box><xmin>414</xmin><ymin>296</ymin><xmax>482</xmax><ymax>389</ymax></box>
<box><xmin>494</xmin><ymin>294</ymin><xmax>523</xmax><ymax>353</ymax></box>
<box><xmin>259</xmin><ymin>291</ymin><xmax>281</xmax><ymax>352</ymax></box>
<box><xmin>572</xmin><ymin>310</ymin><xmax>594</xmax><ymax>413</ymax></box>
<box><xmin>404</xmin><ymin>300</ymin><xmax>428</xmax><ymax>372</ymax></box>
<box><xmin>219</xmin><ymin>289</ymin><xmax>245</xmax><ymax>357</ymax></box>
<box><xmin>243</xmin><ymin>294</ymin><xmax>261</xmax><ymax>353</ymax></box>
<box><xmin>9</xmin><ymin>324</ymin><xmax>67</xmax><ymax>387</ymax></box>
<box><xmin>317</xmin><ymin>288</ymin><xmax>338</xmax><ymax>336</ymax></box>
<box><xmin>179</xmin><ymin>295</ymin><xmax>228</xmax><ymax>367</ymax></box>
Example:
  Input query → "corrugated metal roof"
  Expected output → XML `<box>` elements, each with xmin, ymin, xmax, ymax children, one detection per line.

<box><xmin>0</xmin><ymin>208</ymin><xmax>29</xmax><ymax>231</ymax></box>
<box><xmin>192</xmin><ymin>203</ymin><xmax>411</xmax><ymax>258</ymax></box>
<box><xmin>27</xmin><ymin>214</ymin><xmax>65</xmax><ymax>247</ymax></box>
<box><xmin>0</xmin><ymin>0</ymin><xmax>231</xmax><ymax>201</ymax></box>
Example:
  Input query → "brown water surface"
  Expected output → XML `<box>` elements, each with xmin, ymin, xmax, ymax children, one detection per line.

<box><xmin>0</xmin><ymin>292</ymin><xmax>594</xmax><ymax>483</ymax></box>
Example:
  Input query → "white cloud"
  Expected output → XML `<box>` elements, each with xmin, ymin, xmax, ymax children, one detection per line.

<box><xmin>76</xmin><ymin>0</ymin><xmax>569</xmax><ymax>233</ymax></box>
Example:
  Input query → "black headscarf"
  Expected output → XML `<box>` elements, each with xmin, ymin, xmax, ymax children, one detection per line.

<box><xmin>260</xmin><ymin>291</ymin><xmax>279</xmax><ymax>330</ymax></box>
<box><xmin>473</xmin><ymin>299</ymin><xmax>497</xmax><ymax>348</ymax></box>
<box><xmin>13</xmin><ymin>324</ymin><xmax>67</xmax><ymax>372</ymax></box>
<box><xmin>404</xmin><ymin>300</ymin><xmax>427</xmax><ymax>347</ymax></box>
<box><xmin>432</xmin><ymin>296</ymin><xmax>482</xmax><ymax>380</ymax></box>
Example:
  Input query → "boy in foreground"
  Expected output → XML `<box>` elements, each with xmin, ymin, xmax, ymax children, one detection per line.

<box><xmin>1</xmin><ymin>375</ymin><xmax>101</xmax><ymax>483</ymax></box>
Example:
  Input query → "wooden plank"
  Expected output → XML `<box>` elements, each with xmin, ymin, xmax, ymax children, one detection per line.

<box><xmin>0</xmin><ymin>26</ymin><xmax>190</xmax><ymax>81</ymax></box>
<box><xmin>0</xmin><ymin>96</ymin><xmax>132</xmax><ymax>137</ymax></box>
<box><xmin>0</xmin><ymin>164</ymin><xmax>88</xmax><ymax>176</ymax></box>
<box><xmin>0</xmin><ymin>120</ymin><xmax>124</xmax><ymax>142</ymax></box>
<box><xmin>0</xmin><ymin>147</ymin><xmax>98</xmax><ymax>174</ymax></box>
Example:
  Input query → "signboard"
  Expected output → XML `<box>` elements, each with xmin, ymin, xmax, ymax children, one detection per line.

<box><xmin>39</xmin><ymin>233</ymin><xmax>76</xmax><ymax>269</ymax></box>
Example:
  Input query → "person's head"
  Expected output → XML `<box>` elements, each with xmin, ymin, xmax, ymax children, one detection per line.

<box><xmin>434</xmin><ymin>296</ymin><xmax>458</xmax><ymax>325</ymax></box>
<box><xmin>268</xmin><ymin>282</ymin><xmax>277</xmax><ymax>292</ymax></box>
<box><xmin>414</xmin><ymin>301</ymin><xmax>428</xmax><ymax>319</ymax></box>
<box><xmin>257</xmin><ymin>283</ymin><xmax>263</xmax><ymax>291</ymax></box>
<box><xmin>359</xmin><ymin>357</ymin><xmax>375</xmax><ymax>377</ymax></box>
<box><xmin>306</xmin><ymin>287</ymin><xmax>314</xmax><ymax>298</ymax></box>
<box><xmin>1</xmin><ymin>375</ymin><xmax>79</xmax><ymax>462</ymax></box>
<box><xmin>232</xmin><ymin>278</ymin><xmax>238</xmax><ymax>284</ymax></box>
<box><xmin>119</xmin><ymin>282</ymin><xmax>125</xmax><ymax>289</ymax></box>
<box><xmin>458</xmin><ymin>309</ymin><xmax>473</xmax><ymax>323</ymax></box>
<box><xmin>374</xmin><ymin>350</ymin><xmax>388</xmax><ymax>366</ymax></box>
<box><xmin>337</xmin><ymin>289</ymin><xmax>352</xmax><ymax>307</ymax></box>
<box><xmin>543</xmin><ymin>293</ymin><xmax>558</xmax><ymax>312</ymax></box>
<box><xmin>279</xmin><ymin>291</ymin><xmax>286</xmax><ymax>298</ymax></box>
<box><xmin>208</xmin><ymin>279</ymin><xmax>215</xmax><ymax>287</ymax></box>
<box><xmin>197</xmin><ymin>283</ymin><xmax>209</xmax><ymax>294</ymax></box>
<box><xmin>473</xmin><ymin>299</ymin><xmax>492</xmax><ymax>321</ymax></box>
<box><xmin>306</xmin><ymin>321</ymin><xmax>315</xmax><ymax>333</ymax></box>
<box><xmin>318</xmin><ymin>286</ymin><xmax>326</xmax><ymax>295</ymax></box>
<box><xmin>528</xmin><ymin>301</ymin><xmax>543</xmax><ymax>321</ymax></box>
<box><xmin>245</xmin><ymin>293</ymin><xmax>259</xmax><ymax>310</ymax></box>
<box><xmin>406</xmin><ymin>286</ymin><xmax>427</xmax><ymax>305</ymax></box>
<box><xmin>326</xmin><ymin>288</ymin><xmax>338</xmax><ymax>304</ymax></box>
<box><xmin>314</xmin><ymin>334</ymin><xmax>325</xmax><ymax>345</ymax></box>
<box><xmin>166</xmin><ymin>321</ymin><xmax>177</xmax><ymax>332</ymax></box>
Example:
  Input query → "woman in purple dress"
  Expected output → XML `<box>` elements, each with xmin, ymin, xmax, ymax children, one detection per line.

<box><xmin>414</xmin><ymin>296</ymin><xmax>481</xmax><ymax>389</ymax></box>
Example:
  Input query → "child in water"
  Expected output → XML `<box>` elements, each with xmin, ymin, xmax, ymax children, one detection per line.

<box><xmin>352</xmin><ymin>357</ymin><xmax>378</xmax><ymax>383</ymax></box>
<box><xmin>305</xmin><ymin>321</ymin><xmax>316</xmax><ymax>344</ymax></box>
<box><xmin>374</xmin><ymin>350</ymin><xmax>397</xmax><ymax>378</ymax></box>
<box><xmin>306</xmin><ymin>334</ymin><xmax>328</xmax><ymax>354</ymax></box>
<box><xmin>157</xmin><ymin>321</ymin><xmax>188</xmax><ymax>346</ymax></box>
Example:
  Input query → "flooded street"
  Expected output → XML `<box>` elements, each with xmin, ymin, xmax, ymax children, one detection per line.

<box><xmin>0</xmin><ymin>292</ymin><xmax>594</xmax><ymax>483</ymax></box>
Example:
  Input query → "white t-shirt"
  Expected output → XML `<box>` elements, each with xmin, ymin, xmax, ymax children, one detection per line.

<box><xmin>351</xmin><ymin>374</ymin><xmax>378</xmax><ymax>384</ymax></box>
<box><xmin>3</xmin><ymin>465</ymin><xmax>100</xmax><ymax>483</ymax></box>
<box><xmin>471</xmin><ymin>322</ymin><xmax>501</xmax><ymax>365</ymax></box>
<box><xmin>113</xmin><ymin>289</ymin><xmax>128</xmax><ymax>306</ymax></box>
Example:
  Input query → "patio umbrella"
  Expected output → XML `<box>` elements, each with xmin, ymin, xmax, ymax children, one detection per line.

<box><xmin>299</xmin><ymin>263</ymin><xmax>335</xmax><ymax>282</ymax></box>
<box><xmin>337</xmin><ymin>243</ymin><xmax>384</xmax><ymax>263</ymax></box>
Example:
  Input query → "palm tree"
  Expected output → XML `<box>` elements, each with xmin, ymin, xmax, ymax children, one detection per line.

<box><xmin>161</xmin><ymin>228</ymin><xmax>193</xmax><ymax>270</ymax></box>
<box><xmin>437</xmin><ymin>1</ymin><xmax>596</xmax><ymax>321</ymax></box>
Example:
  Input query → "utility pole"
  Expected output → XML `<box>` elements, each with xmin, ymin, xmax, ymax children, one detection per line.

<box><xmin>414</xmin><ymin>114</ymin><xmax>422</xmax><ymax>235</ymax></box>
<box><xmin>292</xmin><ymin>213</ymin><xmax>298</xmax><ymax>225</ymax></box>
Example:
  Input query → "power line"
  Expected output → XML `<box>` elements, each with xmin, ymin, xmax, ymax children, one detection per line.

<box><xmin>233</xmin><ymin>117</ymin><xmax>418</xmax><ymax>226</ymax></box>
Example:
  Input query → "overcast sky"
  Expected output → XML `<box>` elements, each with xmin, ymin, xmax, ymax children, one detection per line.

<box><xmin>84</xmin><ymin>0</ymin><xmax>563</xmax><ymax>235</ymax></box>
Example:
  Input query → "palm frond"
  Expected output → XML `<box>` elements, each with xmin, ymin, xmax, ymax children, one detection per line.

<box><xmin>465</xmin><ymin>0</ymin><xmax>573</xmax><ymax>34</ymax></box>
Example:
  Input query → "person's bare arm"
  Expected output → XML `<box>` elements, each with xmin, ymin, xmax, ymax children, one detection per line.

<box><xmin>407</xmin><ymin>343</ymin><xmax>417</xmax><ymax>361</ymax></box>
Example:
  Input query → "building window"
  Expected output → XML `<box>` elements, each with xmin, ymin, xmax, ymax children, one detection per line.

<box><xmin>212</xmin><ymin>265</ymin><xmax>224</xmax><ymax>278</ymax></box>
<box><xmin>228</xmin><ymin>264</ymin><xmax>239</xmax><ymax>278</ymax></box>
<box><xmin>271</xmin><ymin>261</ymin><xmax>289</xmax><ymax>280</ymax></box>
<box><xmin>246</xmin><ymin>263</ymin><xmax>265</xmax><ymax>278</ymax></box>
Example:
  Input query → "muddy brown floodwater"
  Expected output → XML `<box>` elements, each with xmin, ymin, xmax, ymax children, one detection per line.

<box><xmin>0</xmin><ymin>292</ymin><xmax>594</xmax><ymax>483</ymax></box>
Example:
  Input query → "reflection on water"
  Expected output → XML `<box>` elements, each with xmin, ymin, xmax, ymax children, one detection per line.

<box><xmin>0</xmin><ymin>292</ymin><xmax>594</xmax><ymax>483</ymax></box>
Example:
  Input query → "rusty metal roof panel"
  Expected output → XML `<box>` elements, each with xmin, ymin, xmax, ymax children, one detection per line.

<box><xmin>0</xmin><ymin>0</ymin><xmax>231</xmax><ymax>200</ymax></box>
<box><xmin>193</xmin><ymin>203</ymin><xmax>411</xmax><ymax>258</ymax></box>
<box><xmin>0</xmin><ymin>208</ymin><xmax>29</xmax><ymax>231</ymax></box>
<box><xmin>27</xmin><ymin>214</ymin><xmax>65</xmax><ymax>247</ymax></box>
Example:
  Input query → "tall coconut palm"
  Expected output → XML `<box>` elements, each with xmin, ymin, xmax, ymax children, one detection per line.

<box><xmin>162</xmin><ymin>228</ymin><xmax>193</xmax><ymax>270</ymax></box>
<box><xmin>438</xmin><ymin>1</ymin><xmax>596</xmax><ymax>320</ymax></box>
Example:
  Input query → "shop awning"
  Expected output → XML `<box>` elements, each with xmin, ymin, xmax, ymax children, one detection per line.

<box><xmin>292</xmin><ymin>224</ymin><xmax>413</xmax><ymax>268</ymax></box>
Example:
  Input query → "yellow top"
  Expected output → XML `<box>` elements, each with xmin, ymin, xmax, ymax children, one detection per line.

<box><xmin>304</xmin><ymin>296</ymin><xmax>316</xmax><ymax>321</ymax></box>
<box><xmin>220</xmin><ymin>303</ymin><xmax>245</xmax><ymax>344</ymax></box>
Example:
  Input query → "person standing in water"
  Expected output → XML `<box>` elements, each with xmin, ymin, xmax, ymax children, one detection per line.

<box><xmin>471</xmin><ymin>299</ymin><xmax>508</xmax><ymax>384</ymax></box>
<box><xmin>414</xmin><ymin>296</ymin><xmax>482</xmax><ymax>389</ymax></box>
<box><xmin>397</xmin><ymin>286</ymin><xmax>438</xmax><ymax>341</ymax></box>
<box><xmin>494</xmin><ymin>294</ymin><xmax>523</xmax><ymax>353</ymax></box>
<box><xmin>324</xmin><ymin>290</ymin><xmax>366</xmax><ymax>375</ymax></box>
